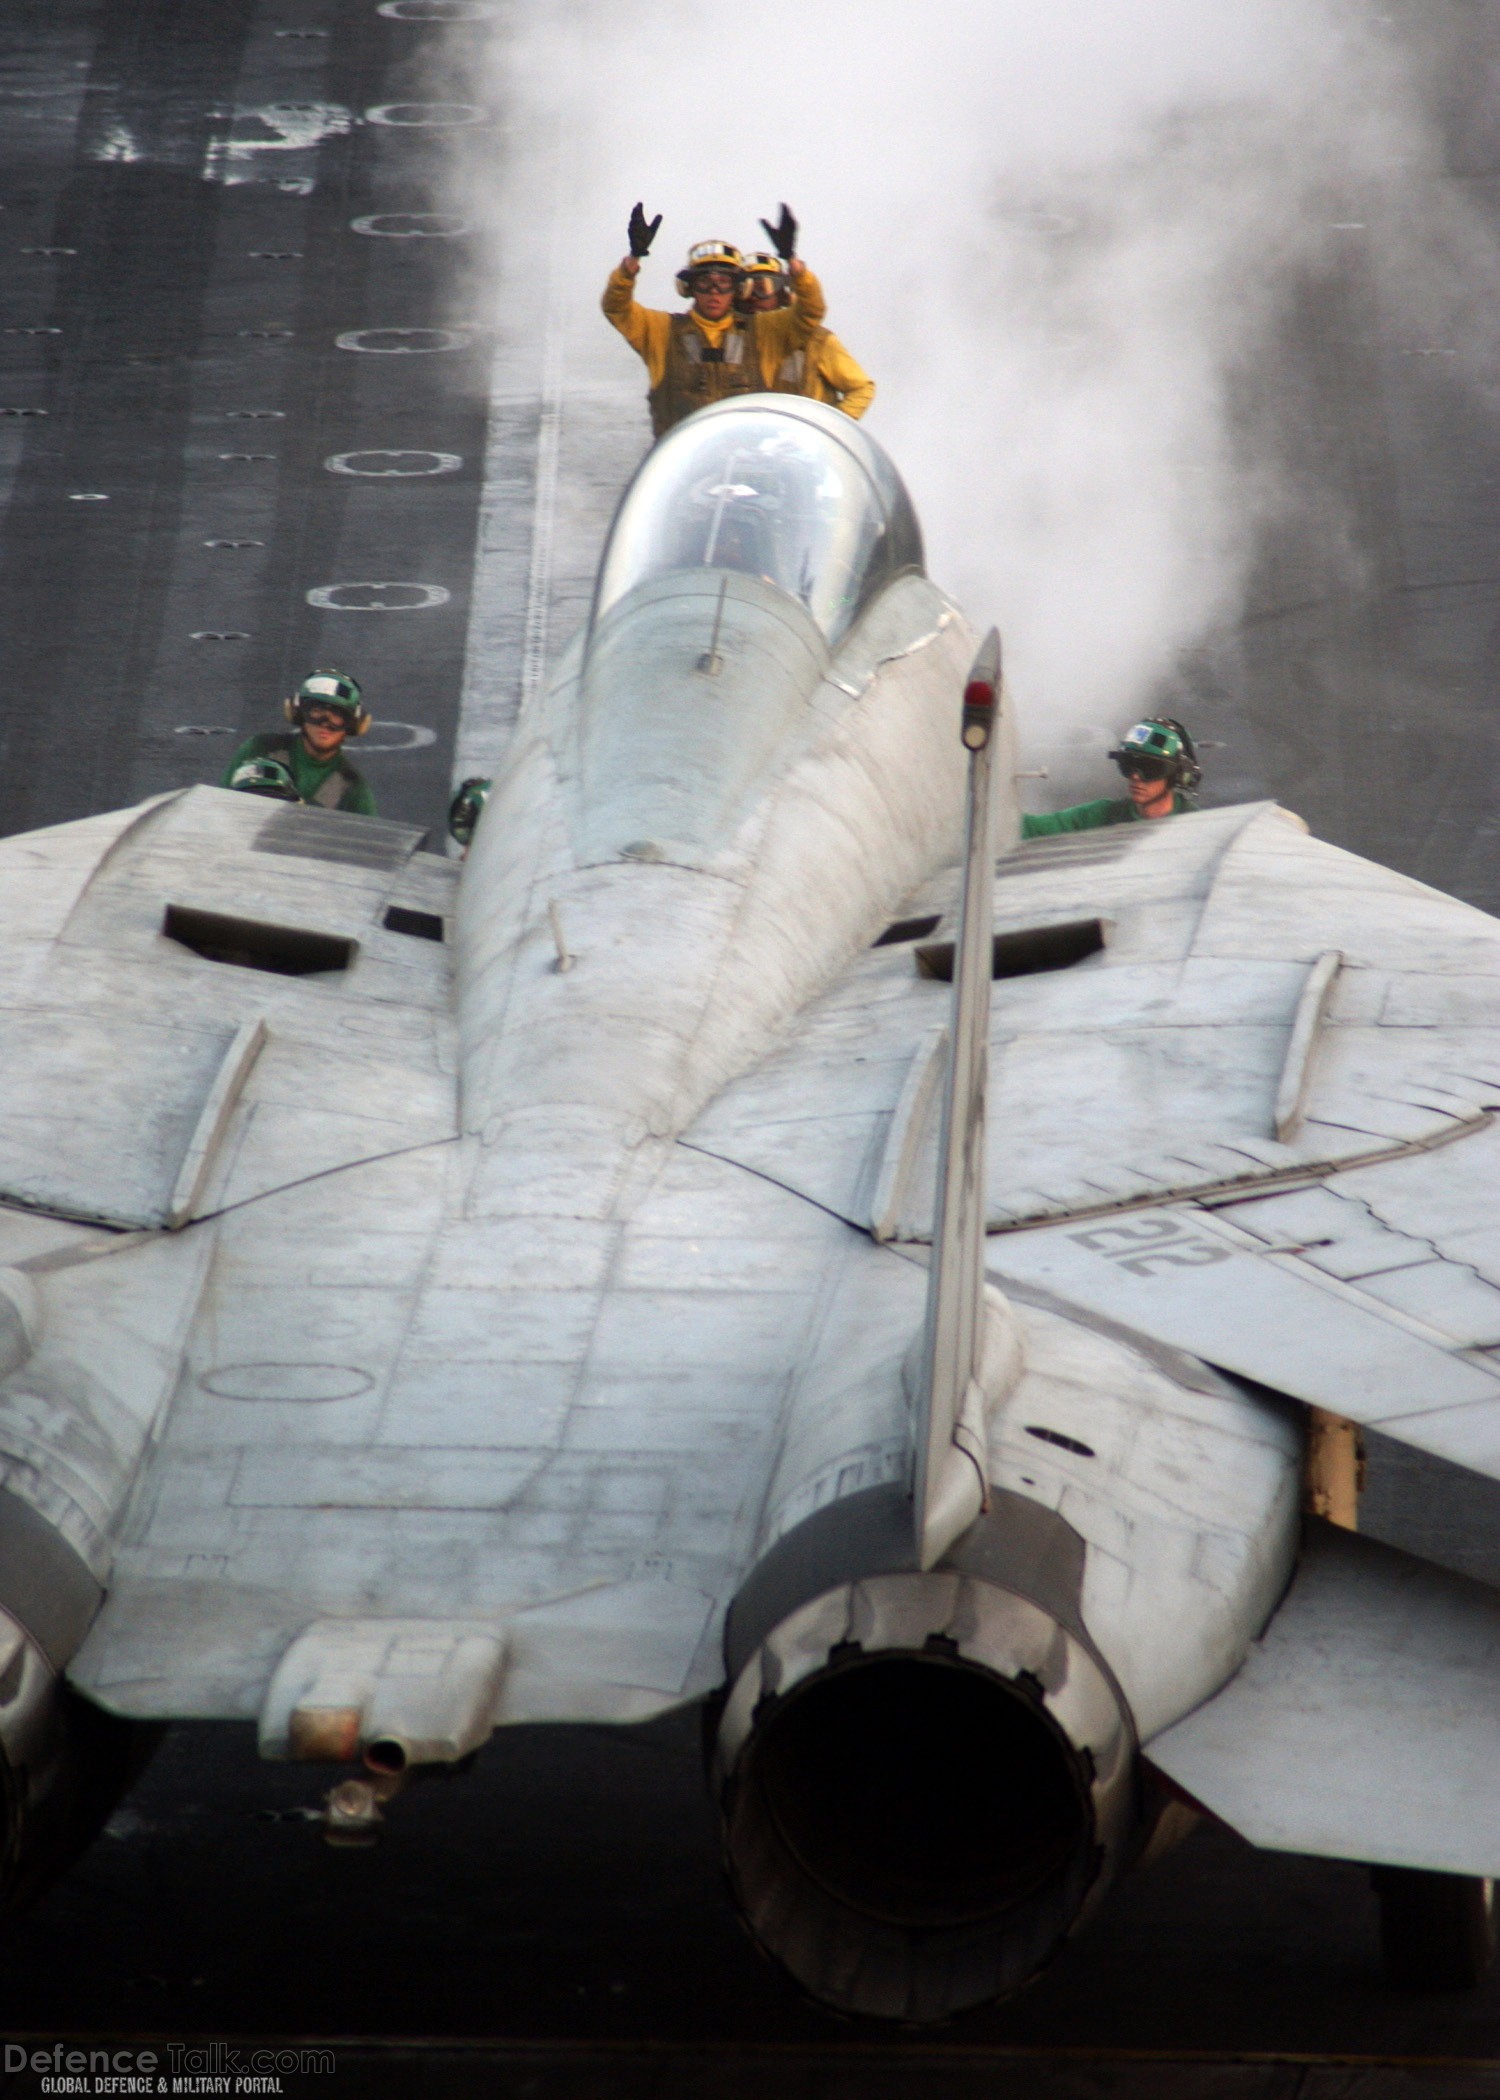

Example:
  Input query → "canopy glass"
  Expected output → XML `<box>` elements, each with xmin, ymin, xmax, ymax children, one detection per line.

<box><xmin>592</xmin><ymin>398</ymin><xmax>923</xmax><ymax>647</ymax></box>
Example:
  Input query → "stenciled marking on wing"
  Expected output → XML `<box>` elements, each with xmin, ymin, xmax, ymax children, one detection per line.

<box><xmin>1067</xmin><ymin>1216</ymin><xmax>1233</xmax><ymax>1277</ymax></box>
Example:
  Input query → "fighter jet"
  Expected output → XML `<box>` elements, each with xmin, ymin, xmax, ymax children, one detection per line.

<box><xmin>3</xmin><ymin>394</ymin><xmax>1500</xmax><ymax>2020</ymax></box>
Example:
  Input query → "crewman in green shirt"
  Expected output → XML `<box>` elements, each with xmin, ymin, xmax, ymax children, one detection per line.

<box><xmin>1021</xmin><ymin>718</ymin><xmax>1199</xmax><ymax>837</ymax></box>
<box><xmin>221</xmin><ymin>669</ymin><xmax>377</xmax><ymax>815</ymax></box>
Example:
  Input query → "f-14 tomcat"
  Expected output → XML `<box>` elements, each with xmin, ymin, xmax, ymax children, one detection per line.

<box><xmin>4</xmin><ymin>394</ymin><xmax>1500</xmax><ymax>2018</ymax></box>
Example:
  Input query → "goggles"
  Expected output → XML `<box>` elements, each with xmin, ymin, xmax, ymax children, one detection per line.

<box><xmin>1116</xmin><ymin>753</ymin><xmax>1172</xmax><ymax>782</ymax></box>
<box><xmin>300</xmin><ymin>705</ymin><xmax>351</xmax><ymax>730</ymax></box>
<box><xmin>690</xmin><ymin>270</ymin><xmax>738</xmax><ymax>294</ymax></box>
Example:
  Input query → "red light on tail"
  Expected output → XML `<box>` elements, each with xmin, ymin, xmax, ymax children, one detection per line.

<box><xmin>961</xmin><ymin>628</ymin><xmax>1002</xmax><ymax>750</ymax></box>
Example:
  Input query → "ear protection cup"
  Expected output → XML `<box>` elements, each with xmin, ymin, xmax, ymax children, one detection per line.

<box><xmin>349</xmin><ymin>707</ymin><xmax>371</xmax><ymax>736</ymax></box>
<box><xmin>1111</xmin><ymin>717</ymin><xmax>1200</xmax><ymax>792</ymax></box>
<box><xmin>283</xmin><ymin>696</ymin><xmax>298</xmax><ymax>724</ymax></box>
<box><xmin>676</xmin><ymin>271</ymin><xmax>693</xmax><ymax>297</ymax></box>
<box><xmin>1158</xmin><ymin>717</ymin><xmax>1201</xmax><ymax>792</ymax></box>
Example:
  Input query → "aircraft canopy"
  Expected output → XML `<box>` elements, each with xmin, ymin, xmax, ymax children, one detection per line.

<box><xmin>592</xmin><ymin>397</ymin><xmax>924</xmax><ymax>646</ymax></box>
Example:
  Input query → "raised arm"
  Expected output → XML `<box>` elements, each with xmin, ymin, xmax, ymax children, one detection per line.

<box><xmin>602</xmin><ymin>254</ymin><xmax>673</xmax><ymax>383</ymax></box>
<box><xmin>757</xmin><ymin>259</ymin><xmax>826</xmax><ymax>358</ymax></box>
<box><xmin>786</xmin><ymin>258</ymin><xmax>825</xmax><ymax>344</ymax></box>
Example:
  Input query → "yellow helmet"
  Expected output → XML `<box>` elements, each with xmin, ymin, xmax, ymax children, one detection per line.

<box><xmin>676</xmin><ymin>240</ymin><xmax>744</xmax><ymax>296</ymax></box>
<box><xmin>738</xmin><ymin>249</ymin><xmax>789</xmax><ymax>308</ymax></box>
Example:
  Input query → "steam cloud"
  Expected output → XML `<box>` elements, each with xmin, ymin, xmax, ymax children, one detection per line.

<box><xmin>451</xmin><ymin>0</ymin><xmax>1494</xmax><ymax>797</ymax></box>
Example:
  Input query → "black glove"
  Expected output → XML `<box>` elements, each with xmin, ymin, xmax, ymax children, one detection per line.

<box><xmin>759</xmin><ymin>203</ymin><xmax>797</xmax><ymax>260</ymax></box>
<box><xmin>628</xmin><ymin>202</ymin><xmax>662</xmax><ymax>258</ymax></box>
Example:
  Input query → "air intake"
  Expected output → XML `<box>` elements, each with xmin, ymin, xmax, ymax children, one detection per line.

<box><xmin>383</xmin><ymin>905</ymin><xmax>445</xmax><ymax>942</ymax></box>
<box><xmin>163</xmin><ymin>905</ymin><xmax>354</xmax><ymax>977</ymax></box>
<box><xmin>874</xmin><ymin>913</ymin><xmax>943</xmax><ymax>949</ymax></box>
<box><xmin>915</xmin><ymin>918</ymin><xmax>1106</xmax><ymax>983</ymax></box>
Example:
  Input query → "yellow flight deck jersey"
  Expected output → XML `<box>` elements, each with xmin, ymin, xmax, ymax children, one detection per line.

<box><xmin>773</xmin><ymin>327</ymin><xmax>875</xmax><ymax>419</ymax></box>
<box><xmin>602</xmin><ymin>266</ymin><xmax>827</xmax><ymax>435</ymax></box>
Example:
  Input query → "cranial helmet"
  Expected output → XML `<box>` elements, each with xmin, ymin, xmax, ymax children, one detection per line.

<box><xmin>676</xmin><ymin>240</ymin><xmax>744</xmax><ymax>297</ymax></box>
<box><xmin>284</xmin><ymin>668</ymin><xmax>370</xmax><ymax>736</ymax></box>
<box><xmin>446</xmin><ymin>775</ymin><xmax>491</xmax><ymax>849</ymax></box>
<box><xmin>1108</xmin><ymin>717</ymin><xmax>1200</xmax><ymax>791</ymax></box>
<box><xmin>228</xmin><ymin>757</ymin><xmax>301</xmax><ymax>801</ymax></box>
<box><xmin>739</xmin><ymin>250</ymin><xmax>790</xmax><ymax>305</ymax></box>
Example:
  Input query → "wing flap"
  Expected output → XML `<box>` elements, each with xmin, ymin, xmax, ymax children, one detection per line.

<box><xmin>0</xmin><ymin>787</ymin><xmax>457</xmax><ymax>1227</ymax></box>
<box><xmin>0</xmin><ymin>1007</ymin><xmax>238</xmax><ymax>1228</ymax></box>
<box><xmin>688</xmin><ymin>804</ymin><xmax>1500</xmax><ymax>1235</ymax></box>
<box><xmin>1147</xmin><ymin>1521</ymin><xmax>1500</xmax><ymax>1876</ymax></box>
<box><xmin>986</xmin><ymin>1180</ymin><xmax>1500</xmax><ymax>1481</ymax></box>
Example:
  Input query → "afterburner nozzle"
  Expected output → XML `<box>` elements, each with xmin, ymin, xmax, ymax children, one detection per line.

<box><xmin>716</xmin><ymin>1569</ymin><xmax>1132</xmax><ymax>2021</ymax></box>
<box><xmin>961</xmin><ymin>627</ymin><xmax>1002</xmax><ymax>751</ymax></box>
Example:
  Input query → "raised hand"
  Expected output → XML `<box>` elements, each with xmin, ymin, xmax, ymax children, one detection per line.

<box><xmin>758</xmin><ymin>203</ymin><xmax>797</xmax><ymax>260</ymax></box>
<box><xmin>628</xmin><ymin>201</ymin><xmax>662</xmax><ymax>258</ymax></box>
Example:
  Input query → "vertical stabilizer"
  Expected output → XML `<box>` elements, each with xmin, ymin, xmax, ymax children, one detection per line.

<box><xmin>912</xmin><ymin>629</ymin><xmax>1012</xmax><ymax>1568</ymax></box>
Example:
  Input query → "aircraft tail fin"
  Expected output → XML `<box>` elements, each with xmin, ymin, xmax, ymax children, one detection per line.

<box><xmin>910</xmin><ymin>629</ymin><xmax>1014</xmax><ymax>1569</ymax></box>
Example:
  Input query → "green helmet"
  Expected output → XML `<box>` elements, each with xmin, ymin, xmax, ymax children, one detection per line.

<box><xmin>286</xmin><ymin>668</ymin><xmax>368</xmax><ymax>734</ymax></box>
<box><xmin>228</xmin><ymin>757</ymin><xmax>301</xmax><ymax>801</ymax></box>
<box><xmin>447</xmin><ymin>775</ymin><xmax>491</xmax><ymax>848</ymax></box>
<box><xmin>1109</xmin><ymin>717</ymin><xmax>1200</xmax><ymax>791</ymax></box>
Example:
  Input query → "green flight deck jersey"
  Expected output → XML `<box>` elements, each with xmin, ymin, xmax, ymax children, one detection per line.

<box><xmin>221</xmin><ymin>732</ymin><xmax>376</xmax><ymax>816</ymax></box>
<box><xmin>1020</xmin><ymin>791</ymin><xmax>1194</xmax><ymax>839</ymax></box>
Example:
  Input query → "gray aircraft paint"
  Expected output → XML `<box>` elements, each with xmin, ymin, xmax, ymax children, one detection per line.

<box><xmin>1</xmin><ymin>393</ymin><xmax>1498</xmax><ymax>2016</ymax></box>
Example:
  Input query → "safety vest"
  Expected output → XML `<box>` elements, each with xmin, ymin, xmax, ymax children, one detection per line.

<box><xmin>253</xmin><ymin>735</ymin><xmax>369</xmax><ymax>813</ymax></box>
<box><xmin>773</xmin><ymin>327</ymin><xmax>833</xmax><ymax>401</ymax></box>
<box><xmin>648</xmin><ymin>315</ymin><xmax>759</xmax><ymax>437</ymax></box>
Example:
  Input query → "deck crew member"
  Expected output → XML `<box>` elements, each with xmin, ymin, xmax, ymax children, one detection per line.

<box><xmin>447</xmin><ymin>775</ymin><xmax>490</xmax><ymax>853</ymax></box>
<box><xmin>222</xmin><ymin>669</ymin><xmax>376</xmax><ymax>816</ymax></box>
<box><xmin>602</xmin><ymin>202</ymin><xmax>824</xmax><ymax>438</ymax></box>
<box><xmin>740</xmin><ymin>252</ymin><xmax>875</xmax><ymax>419</ymax></box>
<box><xmin>1020</xmin><ymin>718</ymin><xmax>1200</xmax><ymax>837</ymax></box>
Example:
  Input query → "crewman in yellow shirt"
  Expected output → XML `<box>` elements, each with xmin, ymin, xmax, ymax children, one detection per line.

<box><xmin>601</xmin><ymin>201</ymin><xmax>826</xmax><ymax>438</ymax></box>
<box><xmin>739</xmin><ymin>250</ymin><xmax>875</xmax><ymax>419</ymax></box>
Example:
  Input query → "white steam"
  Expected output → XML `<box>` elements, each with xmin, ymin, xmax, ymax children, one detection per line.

<box><xmin>451</xmin><ymin>0</ymin><xmax>1483</xmax><ymax>793</ymax></box>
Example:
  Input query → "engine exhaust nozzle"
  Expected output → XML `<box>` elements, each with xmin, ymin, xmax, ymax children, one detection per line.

<box><xmin>716</xmin><ymin>1571</ymin><xmax>1132</xmax><ymax>2021</ymax></box>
